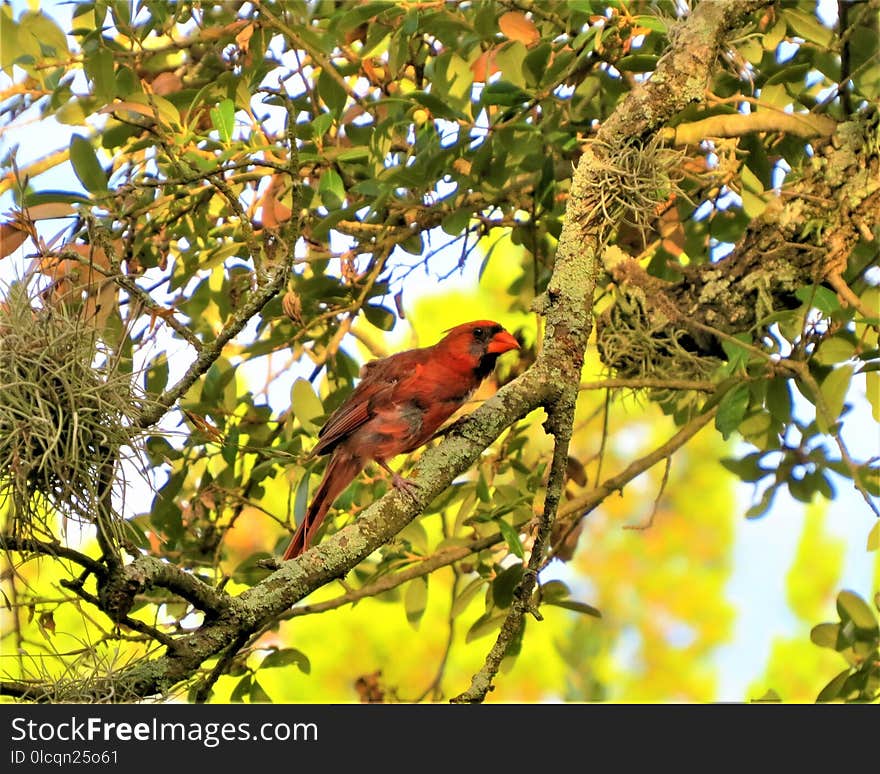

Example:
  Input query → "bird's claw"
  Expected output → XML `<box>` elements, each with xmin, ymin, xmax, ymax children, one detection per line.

<box><xmin>391</xmin><ymin>473</ymin><xmax>421</xmax><ymax>502</ymax></box>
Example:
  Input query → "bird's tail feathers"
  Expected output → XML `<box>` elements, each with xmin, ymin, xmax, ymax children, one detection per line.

<box><xmin>282</xmin><ymin>453</ymin><xmax>360</xmax><ymax>561</ymax></box>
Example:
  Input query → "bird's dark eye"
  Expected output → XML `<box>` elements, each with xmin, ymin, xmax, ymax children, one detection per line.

<box><xmin>472</xmin><ymin>327</ymin><xmax>484</xmax><ymax>339</ymax></box>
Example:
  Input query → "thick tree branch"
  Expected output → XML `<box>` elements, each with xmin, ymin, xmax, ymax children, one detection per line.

<box><xmin>599</xmin><ymin>112</ymin><xmax>879</xmax><ymax>372</ymax></box>
<box><xmin>447</xmin><ymin>0</ymin><xmax>771</xmax><ymax>704</ymax></box>
<box><xmin>665</xmin><ymin>111</ymin><xmax>837</xmax><ymax>144</ymax></box>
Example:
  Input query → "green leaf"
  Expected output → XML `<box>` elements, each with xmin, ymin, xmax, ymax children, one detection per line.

<box><xmin>497</xmin><ymin>519</ymin><xmax>524</xmax><ymax>559</ymax></box>
<box><xmin>481</xmin><ymin>80</ymin><xmax>530</xmax><ymax>107</ymax></box>
<box><xmin>737</xmin><ymin>410</ymin><xmax>780</xmax><ymax>451</ymax></box>
<box><xmin>18</xmin><ymin>10</ymin><xmax>69</xmax><ymax>61</ymax></box>
<box><xmin>21</xmin><ymin>189</ymin><xmax>92</xmax><ymax>207</ymax></box>
<box><xmin>441</xmin><ymin>208</ymin><xmax>471</xmax><ymax>236</ymax></box>
<box><xmin>231</xmin><ymin>553</ymin><xmax>273</xmax><ymax>586</ymax></box>
<box><xmin>721</xmin><ymin>335</ymin><xmax>752</xmax><ymax>373</ymax></box>
<box><xmin>260</xmin><ymin>648</ymin><xmax>311</xmax><ymax>674</ymax></box>
<box><xmin>784</xmin><ymin>8</ymin><xmax>833</xmax><ymax>48</ymax></box>
<box><xmin>202</xmin><ymin>358</ymin><xmax>237</xmax><ymax>413</ymax></box>
<box><xmin>493</xmin><ymin>41</ymin><xmax>528</xmax><ymax>88</ymax></box>
<box><xmin>857</xmin><ymin>466</ymin><xmax>880</xmax><ymax>497</ymax></box>
<box><xmin>310</xmin><ymin>111</ymin><xmax>334</xmax><ymax>139</ymax></box>
<box><xmin>210</xmin><ymin>98</ymin><xmax>235</xmax><ymax>143</ymax></box>
<box><xmin>741</xmin><ymin>189</ymin><xmax>768</xmax><ymax>218</ymax></box>
<box><xmin>145</xmin><ymin>352</ymin><xmax>169</xmax><ymax>395</ymax></box>
<box><xmin>709</xmin><ymin>208</ymin><xmax>749</xmax><ymax>243</ymax></box>
<box><xmin>740</xmin><ymin>164</ymin><xmax>764</xmax><ymax>195</ymax></box>
<box><xmin>745</xmin><ymin>484</ymin><xmax>777</xmax><ymax>519</ymax></box>
<box><xmin>715</xmin><ymin>383</ymin><xmax>750</xmax><ymax>439</ymax></box>
<box><xmin>795</xmin><ymin>285</ymin><xmax>840</xmax><ymax>316</ymax></box>
<box><xmin>539</xmin><ymin>579</ymin><xmax>570</xmax><ymax>603</ymax></box>
<box><xmin>764</xmin><ymin>62</ymin><xmax>811</xmax><ymax>86</ymax></box>
<box><xmin>69</xmin><ymin>135</ymin><xmax>109</xmax><ymax>194</ymax></box>
<box><xmin>817</xmin><ymin>364</ymin><xmax>853</xmax><ymax>433</ymax></box>
<box><xmin>144</xmin><ymin>436</ymin><xmax>179</xmax><ymax>466</ymax></box>
<box><xmin>84</xmin><ymin>47</ymin><xmax>116</xmax><ymax>102</ymax></box>
<box><xmin>397</xmin><ymin>519</ymin><xmax>428</xmax><ymax>553</ymax></box>
<box><xmin>443</xmin><ymin>52</ymin><xmax>474</xmax><ymax>100</ymax></box>
<box><xmin>451</xmin><ymin>577</ymin><xmax>485</xmax><ymax>618</ymax></box>
<box><xmin>398</xmin><ymin>230</ymin><xmax>424</xmax><ymax>256</ymax></box>
<box><xmin>492</xmin><ymin>563</ymin><xmax>524</xmax><ymax>608</ymax></box>
<box><xmin>865</xmin><ymin>371</ymin><xmax>880</xmax><ymax>423</ymax></box>
<box><xmin>465</xmin><ymin>611</ymin><xmax>507</xmax><ymax>642</ymax></box>
<box><xmin>336</xmin><ymin>146</ymin><xmax>370</xmax><ymax>162</ymax></box>
<box><xmin>810</xmin><ymin>622</ymin><xmax>840</xmax><ymax>649</ymax></box>
<box><xmin>318</xmin><ymin>168</ymin><xmax>345</xmax><ymax>209</ymax></box>
<box><xmin>249</xmin><ymin>679</ymin><xmax>272</xmax><ymax>703</ymax></box>
<box><xmin>410</xmin><ymin>90</ymin><xmax>467</xmax><ymax>121</ymax></box>
<box><xmin>475</xmin><ymin>472</ymin><xmax>491</xmax><ymax>503</ymax></box>
<box><xmin>739</xmin><ymin>37</ymin><xmax>764</xmax><ymax>65</ymax></box>
<box><xmin>615</xmin><ymin>54</ymin><xmax>659</xmax><ymax>72</ymax></box>
<box><xmin>720</xmin><ymin>452</ymin><xmax>768</xmax><ymax>483</ymax></box>
<box><xmin>291</xmin><ymin>378</ymin><xmax>324</xmax><ymax>435</ymax></box>
<box><xmin>523</xmin><ymin>42</ymin><xmax>552</xmax><ymax>87</ymax></box>
<box><xmin>317</xmin><ymin>68</ymin><xmax>347</xmax><ymax>117</ymax></box>
<box><xmin>765</xmin><ymin>377</ymin><xmax>792</xmax><ymax>422</ymax></box>
<box><xmin>816</xmin><ymin>668</ymin><xmax>851</xmax><ymax>702</ymax></box>
<box><xmin>837</xmin><ymin>590</ymin><xmax>879</xmax><ymax>632</ymax></box>
<box><xmin>230</xmin><ymin>674</ymin><xmax>251</xmax><ymax>703</ymax></box>
<box><xmin>544</xmin><ymin>598</ymin><xmax>602</xmax><ymax>618</ymax></box>
<box><xmin>763</xmin><ymin>14</ymin><xmax>787</xmax><ymax>50</ymax></box>
<box><xmin>362</xmin><ymin>303</ymin><xmax>396</xmax><ymax>331</ymax></box>
<box><xmin>404</xmin><ymin>576</ymin><xmax>428</xmax><ymax>628</ymax></box>
<box><xmin>0</xmin><ymin>7</ymin><xmax>20</xmax><ymax>75</ymax></box>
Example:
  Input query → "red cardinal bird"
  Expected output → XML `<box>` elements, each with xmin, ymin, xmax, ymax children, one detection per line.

<box><xmin>282</xmin><ymin>320</ymin><xmax>520</xmax><ymax>560</ymax></box>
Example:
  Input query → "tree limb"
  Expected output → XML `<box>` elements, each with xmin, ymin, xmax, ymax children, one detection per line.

<box><xmin>447</xmin><ymin>0</ymin><xmax>772</xmax><ymax>703</ymax></box>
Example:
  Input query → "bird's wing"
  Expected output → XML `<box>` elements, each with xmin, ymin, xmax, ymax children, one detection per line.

<box><xmin>311</xmin><ymin>350</ymin><xmax>424</xmax><ymax>456</ymax></box>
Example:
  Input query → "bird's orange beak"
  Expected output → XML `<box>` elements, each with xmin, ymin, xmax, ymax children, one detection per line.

<box><xmin>487</xmin><ymin>329</ymin><xmax>520</xmax><ymax>354</ymax></box>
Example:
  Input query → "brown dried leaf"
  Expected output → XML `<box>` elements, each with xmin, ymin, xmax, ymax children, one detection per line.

<box><xmin>183</xmin><ymin>410</ymin><xmax>224</xmax><ymax>443</ymax></box>
<box><xmin>393</xmin><ymin>290</ymin><xmax>405</xmax><ymax>320</ymax></box>
<box><xmin>282</xmin><ymin>291</ymin><xmax>303</xmax><ymax>325</ymax></box>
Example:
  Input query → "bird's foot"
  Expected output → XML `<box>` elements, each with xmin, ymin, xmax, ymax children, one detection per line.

<box><xmin>391</xmin><ymin>473</ymin><xmax>421</xmax><ymax>503</ymax></box>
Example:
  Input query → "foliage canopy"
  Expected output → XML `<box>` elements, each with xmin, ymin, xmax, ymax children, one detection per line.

<box><xmin>0</xmin><ymin>0</ymin><xmax>877</xmax><ymax>703</ymax></box>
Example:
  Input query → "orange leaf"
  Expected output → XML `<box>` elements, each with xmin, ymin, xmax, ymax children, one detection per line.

<box><xmin>151</xmin><ymin>71</ymin><xmax>183</xmax><ymax>96</ymax></box>
<box><xmin>261</xmin><ymin>174</ymin><xmax>292</xmax><ymax>228</ymax></box>
<box><xmin>24</xmin><ymin>202</ymin><xmax>76</xmax><ymax>221</ymax></box>
<box><xmin>498</xmin><ymin>11</ymin><xmax>539</xmax><ymax>46</ymax></box>
<box><xmin>235</xmin><ymin>23</ymin><xmax>254</xmax><ymax>51</ymax></box>
<box><xmin>183</xmin><ymin>410</ymin><xmax>224</xmax><ymax>442</ymax></box>
<box><xmin>98</xmin><ymin>101</ymin><xmax>159</xmax><ymax>119</ymax></box>
<box><xmin>0</xmin><ymin>223</ymin><xmax>28</xmax><ymax>259</ymax></box>
<box><xmin>471</xmin><ymin>48</ymin><xmax>501</xmax><ymax>83</ymax></box>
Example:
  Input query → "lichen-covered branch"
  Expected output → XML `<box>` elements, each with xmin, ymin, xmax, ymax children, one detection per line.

<box><xmin>598</xmin><ymin>112</ymin><xmax>879</xmax><ymax>372</ymax></box>
<box><xmin>448</xmin><ymin>0</ymin><xmax>771</xmax><ymax>704</ymax></box>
